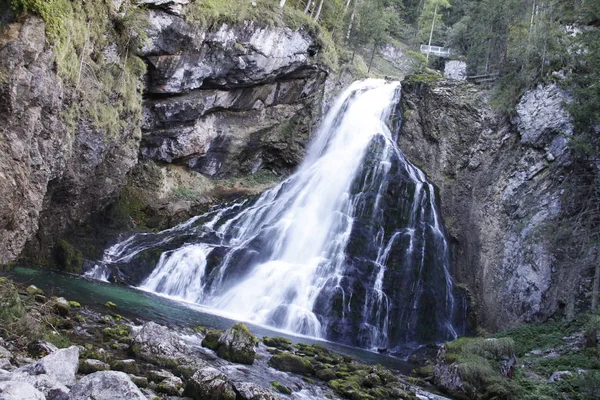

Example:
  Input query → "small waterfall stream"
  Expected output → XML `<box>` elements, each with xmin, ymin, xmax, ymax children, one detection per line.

<box><xmin>88</xmin><ymin>79</ymin><xmax>465</xmax><ymax>354</ymax></box>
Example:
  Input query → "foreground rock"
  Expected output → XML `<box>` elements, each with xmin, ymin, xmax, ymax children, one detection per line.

<box><xmin>184</xmin><ymin>367</ymin><xmax>236</xmax><ymax>400</ymax></box>
<box><xmin>69</xmin><ymin>371</ymin><xmax>146</xmax><ymax>400</ymax></box>
<box><xmin>131</xmin><ymin>321</ymin><xmax>198</xmax><ymax>368</ymax></box>
<box><xmin>216</xmin><ymin>323</ymin><xmax>258</xmax><ymax>365</ymax></box>
<box><xmin>433</xmin><ymin>337</ymin><xmax>517</xmax><ymax>399</ymax></box>
<box><xmin>24</xmin><ymin>346</ymin><xmax>79</xmax><ymax>387</ymax></box>
<box><xmin>0</xmin><ymin>381</ymin><xmax>45</xmax><ymax>400</ymax></box>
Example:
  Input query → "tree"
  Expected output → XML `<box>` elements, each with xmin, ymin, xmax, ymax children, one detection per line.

<box><xmin>417</xmin><ymin>0</ymin><xmax>451</xmax><ymax>45</ymax></box>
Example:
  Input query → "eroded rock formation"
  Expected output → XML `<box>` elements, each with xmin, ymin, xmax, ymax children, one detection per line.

<box><xmin>399</xmin><ymin>80</ymin><xmax>588</xmax><ymax>331</ymax></box>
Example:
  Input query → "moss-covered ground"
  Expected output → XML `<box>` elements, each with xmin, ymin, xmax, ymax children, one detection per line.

<box><xmin>428</xmin><ymin>314</ymin><xmax>600</xmax><ymax>400</ymax></box>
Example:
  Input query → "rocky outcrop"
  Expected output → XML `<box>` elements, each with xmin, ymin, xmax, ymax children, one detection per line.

<box><xmin>69</xmin><ymin>371</ymin><xmax>146</xmax><ymax>400</ymax></box>
<box><xmin>399</xmin><ymin>80</ymin><xmax>588</xmax><ymax>331</ymax></box>
<box><xmin>129</xmin><ymin>9</ymin><xmax>327</xmax><ymax>224</ymax></box>
<box><xmin>0</xmin><ymin>1</ymin><xmax>328</xmax><ymax>263</ymax></box>
<box><xmin>0</xmin><ymin>5</ymin><xmax>142</xmax><ymax>266</ymax></box>
<box><xmin>131</xmin><ymin>321</ymin><xmax>201</xmax><ymax>368</ymax></box>
<box><xmin>183</xmin><ymin>367</ymin><xmax>236</xmax><ymax>400</ymax></box>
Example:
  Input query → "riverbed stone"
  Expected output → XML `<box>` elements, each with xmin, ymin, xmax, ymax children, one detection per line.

<box><xmin>23</xmin><ymin>345</ymin><xmax>79</xmax><ymax>387</ymax></box>
<box><xmin>131</xmin><ymin>321</ymin><xmax>192</xmax><ymax>367</ymax></box>
<box><xmin>69</xmin><ymin>371</ymin><xmax>146</xmax><ymax>400</ymax></box>
<box><xmin>183</xmin><ymin>367</ymin><xmax>235</xmax><ymax>400</ymax></box>
<box><xmin>157</xmin><ymin>375</ymin><xmax>183</xmax><ymax>396</ymax></box>
<box><xmin>53</xmin><ymin>297</ymin><xmax>70</xmax><ymax>317</ymax></box>
<box><xmin>112</xmin><ymin>359</ymin><xmax>139</xmax><ymax>375</ymax></box>
<box><xmin>27</xmin><ymin>340</ymin><xmax>58</xmax><ymax>358</ymax></box>
<box><xmin>233</xmin><ymin>381</ymin><xmax>282</xmax><ymax>400</ymax></box>
<box><xmin>216</xmin><ymin>323</ymin><xmax>258</xmax><ymax>365</ymax></box>
<box><xmin>79</xmin><ymin>359</ymin><xmax>110</xmax><ymax>374</ymax></box>
<box><xmin>147</xmin><ymin>369</ymin><xmax>174</xmax><ymax>383</ymax></box>
<box><xmin>0</xmin><ymin>381</ymin><xmax>45</xmax><ymax>400</ymax></box>
<box><xmin>268</xmin><ymin>353</ymin><xmax>314</xmax><ymax>375</ymax></box>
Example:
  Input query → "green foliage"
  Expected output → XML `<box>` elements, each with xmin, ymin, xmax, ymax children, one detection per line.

<box><xmin>417</xmin><ymin>0</ymin><xmax>452</xmax><ymax>45</ymax></box>
<box><xmin>271</xmin><ymin>381</ymin><xmax>292</xmax><ymax>395</ymax></box>
<box><xmin>53</xmin><ymin>240</ymin><xmax>83</xmax><ymax>274</ymax></box>
<box><xmin>174</xmin><ymin>186</ymin><xmax>199</xmax><ymax>200</ymax></box>
<box><xmin>496</xmin><ymin>318</ymin><xmax>581</xmax><ymax>356</ymax></box>
<box><xmin>43</xmin><ymin>331</ymin><xmax>72</xmax><ymax>348</ymax></box>
<box><xmin>0</xmin><ymin>281</ymin><xmax>25</xmax><ymax>324</ymax></box>
<box><xmin>12</xmin><ymin>0</ymin><xmax>146</xmax><ymax>139</ymax></box>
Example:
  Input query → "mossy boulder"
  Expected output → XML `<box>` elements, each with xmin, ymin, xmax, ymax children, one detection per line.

<box><xmin>53</xmin><ymin>297</ymin><xmax>70</xmax><ymax>317</ymax></box>
<box><xmin>184</xmin><ymin>367</ymin><xmax>236</xmax><ymax>400</ymax></box>
<box><xmin>270</xmin><ymin>381</ymin><xmax>292</xmax><ymax>395</ymax></box>
<box><xmin>53</xmin><ymin>240</ymin><xmax>83</xmax><ymax>273</ymax></box>
<box><xmin>201</xmin><ymin>329</ymin><xmax>223</xmax><ymax>351</ymax></box>
<box><xmin>112</xmin><ymin>359</ymin><xmax>139</xmax><ymax>375</ymax></box>
<box><xmin>268</xmin><ymin>353</ymin><xmax>314</xmax><ymax>375</ymax></box>
<box><xmin>102</xmin><ymin>324</ymin><xmax>131</xmax><ymax>339</ymax></box>
<box><xmin>26</xmin><ymin>285</ymin><xmax>44</xmax><ymax>296</ymax></box>
<box><xmin>316</xmin><ymin>368</ymin><xmax>337</xmax><ymax>381</ymax></box>
<box><xmin>215</xmin><ymin>323</ymin><xmax>258</xmax><ymax>365</ymax></box>
<box><xmin>263</xmin><ymin>336</ymin><xmax>293</xmax><ymax>350</ymax></box>
<box><xmin>79</xmin><ymin>359</ymin><xmax>110</xmax><ymax>374</ymax></box>
<box><xmin>433</xmin><ymin>337</ymin><xmax>519</xmax><ymax>399</ymax></box>
<box><xmin>157</xmin><ymin>376</ymin><xmax>183</xmax><ymax>396</ymax></box>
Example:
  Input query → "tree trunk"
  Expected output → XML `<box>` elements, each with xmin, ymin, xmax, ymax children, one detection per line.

<box><xmin>304</xmin><ymin>0</ymin><xmax>312</xmax><ymax>14</ymax></box>
<box><xmin>280</xmin><ymin>0</ymin><xmax>287</xmax><ymax>8</ymax></box>
<box><xmin>368</xmin><ymin>41</ymin><xmax>377</xmax><ymax>73</ymax></box>
<box><xmin>344</xmin><ymin>0</ymin><xmax>352</xmax><ymax>13</ymax></box>
<box><xmin>592</xmin><ymin>249</ymin><xmax>600</xmax><ymax>310</ymax></box>
<box><xmin>314</xmin><ymin>0</ymin><xmax>325</xmax><ymax>21</ymax></box>
<box><xmin>346</xmin><ymin>0</ymin><xmax>358</xmax><ymax>39</ymax></box>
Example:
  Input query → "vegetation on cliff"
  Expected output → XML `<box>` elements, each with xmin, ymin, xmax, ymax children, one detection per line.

<box><xmin>10</xmin><ymin>0</ymin><xmax>146</xmax><ymax>138</ymax></box>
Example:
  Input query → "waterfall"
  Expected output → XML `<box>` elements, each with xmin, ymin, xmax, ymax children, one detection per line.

<box><xmin>94</xmin><ymin>79</ymin><xmax>465</xmax><ymax>353</ymax></box>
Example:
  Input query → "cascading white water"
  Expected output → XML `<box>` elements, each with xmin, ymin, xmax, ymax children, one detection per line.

<box><xmin>94</xmin><ymin>79</ymin><xmax>465</xmax><ymax>353</ymax></box>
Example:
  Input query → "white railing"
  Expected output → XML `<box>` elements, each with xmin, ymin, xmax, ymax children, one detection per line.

<box><xmin>420</xmin><ymin>45</ymin><xmax>452</xmax><ymax>58</ymax></box>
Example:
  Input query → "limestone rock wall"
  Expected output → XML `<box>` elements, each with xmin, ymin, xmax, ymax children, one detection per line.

<box><xmin>399</xmin><ymin>80</ymin><xmax>587</xmax><ymax>331</ymax></box>
<box><xmin>0</xmin><ymin>16</ymin><xmax>141</xmax><ymax>264</ymax></box>
<box><xmin>0</xmin><ymin>3</ymin><xmax>329</xmax><ymax>263</ymax></box>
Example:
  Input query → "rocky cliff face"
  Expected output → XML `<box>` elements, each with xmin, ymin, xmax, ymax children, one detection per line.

<box><xmin>399</xmin><ymin>80</ymin><xmax>589</xmax><ymax>331</ymax></box>
<box><xmin>0</xmin><ymin>15</ymin><xmax>141</xmax><ymax>265</ymax></box>
<box><xmin>127</xmin><ymin>7</ymin><xmax>327</xmax><ymax>227</ymax></box>
<box><xmin>0</xmin><ymin>1</ymin><xmax>328</xmax><ymax>264</ymax></box>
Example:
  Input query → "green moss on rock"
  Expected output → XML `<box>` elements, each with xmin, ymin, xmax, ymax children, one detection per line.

<box><xmin>201</xmin><ymin>329</ymin><xmax>223</xmax><ymax>351</ymax></box>
<box><xmin>271</xmin><ymin>381</ymin><xmax>292</xmax><ymax>395</ymax></box>
<box><xmin>263</xmin><ymin>336</ymin><xmax>293</xmax><ymax>350</ymax></box>
<box><xmin>53</xmin><ymin>240</ymin><xmax>83</xmax><ymax>273</ymax></box>
<box><xmin>268</xmin><ymin>353</ymin><xmax>314</xmax><ymax>375</ymax></box>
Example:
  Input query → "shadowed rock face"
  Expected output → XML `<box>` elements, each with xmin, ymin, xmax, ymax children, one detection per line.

<box><xmin>139</xmin><ymin>10</ymin><xmax>326</xmax><ymax>179</ymax></box>
<box><xmin>0</xmin><ymin>3</ymin><xmax>328</xmax><ymax>263</ymax></box>
<box><xmin>399</xmin><ymin>80</ymin><xmax>591</xmax><ymax>332</ymax></box>
<box><xmin>0</xmin><ymin>17</ymin><xmax>141</xmax><ymax>264</ymax></box>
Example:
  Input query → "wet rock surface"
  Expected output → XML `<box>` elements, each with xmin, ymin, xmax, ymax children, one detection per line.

<box><xmin>0</xmin><ymin>2</ymin><xmax>328</xmax><ymax>264</ymax></box>
<box><xmin>399</xmin><ymin>79</ymin><xmax>587</xmax><ymax>331</ymax></box>
<box><xmin>69</xmin><ymin>371</ymin><xmax>146</xmax><ymax>400</ymax></box>
<box><xmin>0</xmin><ymin>277</ymin><xmax>450</xmax><ymax>400</ymax></box>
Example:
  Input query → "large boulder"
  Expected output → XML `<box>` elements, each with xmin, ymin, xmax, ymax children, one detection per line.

<box><xmin>233</xmin><ymin>382</ymin><xmax>283</xmax><ymax>400</ymax></box>
<box><xmin>131</xmin><ymin>321</ymin><xmax>197</xmax><ymax>367</ymax></box>
<box><xmin>69</xmin><ymin>371</ymin><xmax>146</xmax><ymax>400</ymax></box>
<box><xmin>0</xmin><ymin>381</ymin><xmax>45</xmax><ymax>400</ymax></box>
<box><xmin>215</xmin><ymin>323</ymin><xmax>258</xmax><ymax>365</ymax></box>
<box><xmin>22</xmin><ymin>346</ymin><xmax>79</xmax><ymax>387</ymax></box>
<box><xmin>183</xmin><ymin>367</ymin><xmax>235</xmax><ymax>400</ymax></box>
<box><xmin>268</xmin><ymin>353</ymin><xmax>314</xmax><ymax>375</ymax></box>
